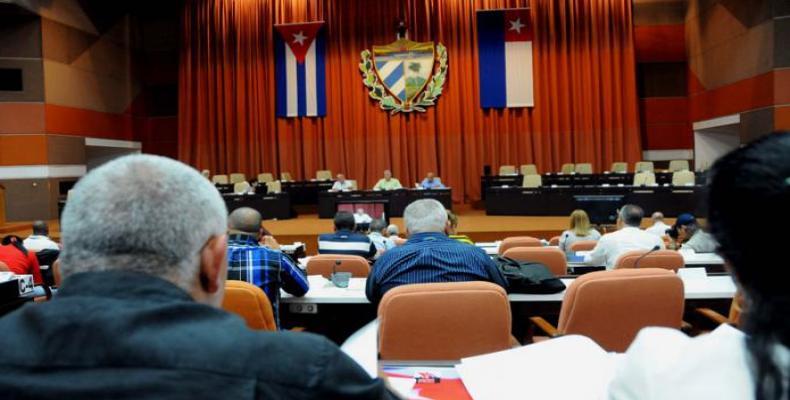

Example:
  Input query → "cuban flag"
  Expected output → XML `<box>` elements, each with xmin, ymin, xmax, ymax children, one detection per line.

<box><xmin>477</xmin><ymin>9</ymin><xmax>534</xmax><ymax>108</ymax></box>
<box><xmin>274</xmin><ymin>22</ymin><xmax>326</xmax><ymax>117</ymax></box>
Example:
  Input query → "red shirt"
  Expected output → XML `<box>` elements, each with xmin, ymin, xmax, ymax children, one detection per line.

<box><xmin>0</xmin><ymin>245</ymin><xmax>43</xmax><ymax>284</ymax></box>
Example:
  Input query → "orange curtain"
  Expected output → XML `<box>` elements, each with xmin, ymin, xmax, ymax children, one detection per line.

<box><xmin>179</xmin><ymin>0</ymin><xmax>642</xmax><ymax>202</ymax></box>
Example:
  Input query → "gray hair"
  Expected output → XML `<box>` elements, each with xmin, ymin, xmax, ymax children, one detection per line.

<box><xmin>370</xmin><ymin>218</ymin><xmax>387</xmax><ymax>233</ymax></box>
<box><xmin>651</xmin><ymin>212</ymin><xmax>664</xmax><ymax>222</ymax></box>
<box><xmin>619</xmin><ymin>204</ymin><xmax>644</xmax><ymax>227</ymax></box>
<box><xmin>404</xmin><ymin>199</ymin><xmax>448</xmax><ymax>234</ymax></box>
<box><xmin>386</xmin><ymin>224</ymin><xmax>400</xmax><ymax>236</ymax></box>
<box><xmin>60</xmin><ymin>155</ymin><xmax>227</xmax><ymax>291</ymax></box>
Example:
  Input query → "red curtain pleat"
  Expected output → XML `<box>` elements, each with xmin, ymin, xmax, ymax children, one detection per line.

<box><xmin>178</xmin><ymin>0</ymin><xmax>642</xmax><ymax>203</ymax></box>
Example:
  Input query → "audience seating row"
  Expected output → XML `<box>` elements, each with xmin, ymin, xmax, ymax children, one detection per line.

<box><xmin>519</xmin><ymin>169</ymin><xmax>695</xmax><ymax>188</ymax></box>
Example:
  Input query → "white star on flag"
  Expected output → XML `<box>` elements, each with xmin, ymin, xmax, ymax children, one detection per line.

<box><xmin>292</xmin><ymin>31</ymin><xmax>307</xmax><ymax>45</ymax></box>
<box><xmin>508</xmin><ymin>18</ymin><xmax>525</xmax><ymax>33</ymax></box>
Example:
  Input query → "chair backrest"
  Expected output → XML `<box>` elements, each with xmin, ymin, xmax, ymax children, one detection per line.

<box><xmin>548</xmin><ymin>236</ymin><xmax>560</xmax><ymax>246</ymax></box>
<box><xmin>378</xmin><ymin>281</ymin><xmax>512</xmax><ymax>360</ymax></box>
<box><xmin>499</xmin><ymin>236</ymin><xmax>542</xmax><ymax>254</ymax></box>
<box><xmin>569</xmin><ymin>240</ymin><xmax>597</xmax><ymax>252</ymax></box>
<box><xmin>257</xmin><ymin>173</ymin><xmax>274</xmax><ymax>183</ymax></box>
<box><xmin>0</xmin><ymin>261</ymin><xmax>9</xmax><ymax>272</ymax></box>
<box><xmin>499</xmin><ymin>165</ymin><xmax>516</xmax><ymax>175</ymax></box>
<box><xmin>307</xmin><ymin>254</ymin><xmax>370</xmax><ymax>278</ymax></box>
<box><xmin>233</xmin><ymin>181</ymin><xmax>251</xmax><ymax>194</ymax></box>
<box><xmin>611</xmin><ymin>162</ymin><xmax>628</xmax><ymax>173</ymax></box>
<box><xmin>520</xmin><ymin>164</ymin><xmax>538</xmax><ymax>175</ymax></box>
<box><xmin>266</xmin><ymin>180</ymin><xmax>282</xmax><ymax>194</ymax></box>
<box><xmin>280</xmin><ymin>172</ymin><xmax>293</xmax><ymax>181</ymax></box>
<box><xmin>634</xmin><ymin>161</ymin><xmax>654</xmax><ymax>173</ymax></box>
<box><xmin>614</xmin><ymin>250</ymin><xmax>685</xmax><ymax>272</ymax></box>
<box><xmin>52</xmin><ymin>259</ymin><xmax>62</xmax><ymax>286</ymax></box>
<box><xmin>212</xmin><ymin>174</ymin><xmax>229</xmax><ymax>184</ymax></box>
<box><xmin>671</xmin><ymin>170</ymin><xmax>695</xmax><ymax>186</ymax></box>
<box><xmin>502</xmin><ymin>247</ymin><xmax>567</xmax><ymax>276</ymax></box>
<box><xmin>316</xmin><ymin>170</ymin><xmax>333</xmax><ymax>180</ymax></box>
<box><xmin>347</xmin><ymin>180</ymin><xmax>358</xmax><ymax>190</ymax></box>
<box><xmin>668</xmin><ymin>160</ymin><xmax>690</xmax><ymax>172</ymax></box>
<box><xmin>560</xmin><ymin>163</ymin><xmax>575</xmax><ymax>174</ymax></box>
<box><xmin>221</xmin><ymin>280</ymin><xmax>276</xmax><ymax>331</ymax></box>
<box><xmin>574</xmin><ymin>163</ymin><xmax>593</xmax><ymax>174</ymax></box>
<box><xmin>522</xmin><ymin>174</ymin><xmax>542</xmax><ymax>188</ymax></box>
<box><xmin>229</xmin><ymin>173</ymin><xmax>247</xmax><ymax>184</ymax></box>
<box><xmin>557</xmin><ymin>268</ymin><xmax>684</xmax><ymax>352</ymax></box>
<box><xmin>633</xmin><ymin>171</ymin><xmax>656</xmax><ymax>186</ymax></box>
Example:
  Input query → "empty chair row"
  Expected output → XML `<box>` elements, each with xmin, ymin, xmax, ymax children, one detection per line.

<box><xmin>519</xmin><ymin>170</ymin><xmax>695</xmax><ymax>188</ymax></box>
<box><xmin>211</xmin><ymin>170</ymin><xmax>336</xmax><ymax>185</ymax></box>
<box><xmin>499</xmin><ymin>160</ymin><xmax>691</xmax><ymax>176</ymax></box>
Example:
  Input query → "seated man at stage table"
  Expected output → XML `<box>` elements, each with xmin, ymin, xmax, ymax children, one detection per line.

<box><xmin>419</xmin><ymin>172</ymin><xmax>445</xmax><ymax>189</ymax></box>
<box><xmin>318</xmin><ymin>211</ymin><xmax>377</xmax><ymax>259</ymax></box>
<box><xmin>366</xmin><ymin>199</ymin><xmax>507</xmax><ymax>305</ymax></box>
<box><xmin>226</xmin><ymin>207</ymin><xmax>309</xmax><ymax>328</ymax></box>
<box><xmin>585</xmin><ymin>204</ymin><xmax>665</xmax><ymax>269</ymax></box>
<box><xmin>0</xmin><ymin>155</ymin><xmax>393</xmax><ymax>399</ymax></box>
<box><xmin>373</xmin><ymin>169</ymin><xmax>402</xmax><ymax>190</ymax></box>
<box><xmin>329</xmin><ymin>173</ymin><xmax>354</xmax><ymax>192</ymax></box>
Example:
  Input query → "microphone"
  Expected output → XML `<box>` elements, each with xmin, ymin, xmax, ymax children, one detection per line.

<box><xmin>333</xmin><ymin>260</ymin><xmax>341</xmax><ymax>275</ymax></box>
<box><xmin>634</xmin><ymin>245</ymin><xmax>661</xmax><ymax>269</ymax></box>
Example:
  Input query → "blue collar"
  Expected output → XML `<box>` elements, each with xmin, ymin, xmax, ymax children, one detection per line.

<box><xmin>228</xmin><ymin>234</ymin><xmax>259</xmax><ymax>245</ymax></box>
<box><xmin>407</xmin><ymin>232</ymin><xmax>450</xmax><ymax>243</ymax></box>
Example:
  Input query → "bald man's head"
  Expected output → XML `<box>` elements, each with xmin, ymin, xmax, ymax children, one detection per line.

<box><xmin>228</xmin><ymin>207</ymin><xmax>262</xmax><ymax>235</ymax></box>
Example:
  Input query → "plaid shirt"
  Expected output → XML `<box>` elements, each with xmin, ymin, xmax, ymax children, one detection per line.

<box><xmin>226</xmin><ymin>234</ymin><xmax>309</xmax><ymax>328</ymax></box>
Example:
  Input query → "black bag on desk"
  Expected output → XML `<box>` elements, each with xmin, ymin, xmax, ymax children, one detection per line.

<box><xmin>493</xmin><ymin>256</ymin><xmax>566</xmax><ymax>294</ymax></box>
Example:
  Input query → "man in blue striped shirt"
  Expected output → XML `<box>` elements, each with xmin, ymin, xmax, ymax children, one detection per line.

<box><xmin>226</xmin><ymin>207</ymin><xmax>309</xmax><ymax>328</ymax></box>
<box><xmin>318</xmin><ymin>211</ymin><xmax>377</xmax><ymax>259</ymax></box>
<box><xmin>366</xmin><ymin>199</ymin><xmax>507</xmax><ymax>305</ymax></box>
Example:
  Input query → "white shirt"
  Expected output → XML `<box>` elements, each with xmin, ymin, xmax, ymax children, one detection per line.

<box><xmin>353</xmin><ymin>213</ymin><xmax>372</xmax><ymax>224</ymax></box>
<box><xmin>331</xmin><ymin>180</ymin><xmax>354</xmax><ymax>192</ymax></box>
<box><xmin>23</xmin><ymin>235</ymin><xmax>59</xmax><ymax>252</ymax></box>
<box><xmin>558</xmin><ymin>229</ymin><xmax>602</xmax><ymax>254</ymax></box>
<box><xmin>584</xmin><ymin>226</ymin><xmax>665</xmax><ymax>269</ymax></box>
<box><xmin>608</xmin><ymin>324</ymin><xmax>790</xmax><ymax>400</ymax></box>
<box><xmin>645</xmin><ymin>221</ymin><xmax>671</xmax><ymax>237</ymax></box>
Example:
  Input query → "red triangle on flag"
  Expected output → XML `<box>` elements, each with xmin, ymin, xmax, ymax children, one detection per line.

<box><xmin>274</xmin><ymin>22</ymin><xmax>324</xmax><ymax>63</ymax></box>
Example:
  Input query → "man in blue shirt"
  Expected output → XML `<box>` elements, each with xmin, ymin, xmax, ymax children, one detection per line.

<box><xmin>366</xmin><ymin>199</ymin><xmax>507</xmax><ymax>305</ymax></box>
<box><xmin>227</xmin><ymin>207</ymin><xmax>309</xmax><ymax>328</ymax></box>
<box><xmin>420</xmin><ymin>172</ymin><xmax>446</xmax><ymax>189</ymax></box>
<box><xmin>318</xmin><ymin>211</ymin><xmax>377</xmax><ymax>259</ymax></box>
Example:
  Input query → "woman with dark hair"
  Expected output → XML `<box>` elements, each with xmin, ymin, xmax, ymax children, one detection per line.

<box><xmin>0</xmin><ymin>235</ymin><xmax>43</xmax><ymax>284</ymax></box>
<box><xmin>608</xmin><ymin>132</ymin><xmax>790</xmax><ymax>399</ymax></box>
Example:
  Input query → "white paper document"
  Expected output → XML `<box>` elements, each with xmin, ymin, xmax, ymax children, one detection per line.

<box><xmin>456</xmin><ymin>335</ymin><xmax>620</xmax><ymax>400</ymax></box>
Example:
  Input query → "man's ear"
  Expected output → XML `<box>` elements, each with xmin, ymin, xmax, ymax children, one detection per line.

<box><xmin>199</xmin><ymin>234</ymin><xmax>227</xmax><ymax>295</ymax></box>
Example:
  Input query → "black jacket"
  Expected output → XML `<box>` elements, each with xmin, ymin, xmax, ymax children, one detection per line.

<box><xmin>0</xmin><ymin>271</ymin><xmax>394</xmax><ymax>399</ymax></box>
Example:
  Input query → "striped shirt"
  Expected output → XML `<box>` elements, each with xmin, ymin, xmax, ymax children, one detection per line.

<box><xmin>226</xmin><ymin>234</ymin><xmax>309</xmax><ymax>328</ymax></box>
<box><xmin>366</xmin><ymin>232</ymin><xmax>508</xmax><ymax>304</ymax></box>
<box><xmin>317</xmin><ymin>230</ymin><xmax>377</xmax><ymax>259</ymax></box>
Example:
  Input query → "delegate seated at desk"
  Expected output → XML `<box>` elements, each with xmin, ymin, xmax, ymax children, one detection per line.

<box><xmin>420</xmin><ymin>172</ymin><xmax>445</xmax><ymax>189</ymax></box>
<box><xmin>366</xmin><ymin>199</ymin><xmax>507</xmax><ymax>305</ymax></box>
<box><xmin>330</xmin><ymin>173</ymin><xmax>354</xmax><ymax>192</ymax></box>
<box><xmin>584</xmin><ymin>204</ymin><xmax>664</xmax><ymax>269</ymax></box>
<box><xmin>373</xmin><ymin>170</ymin><xmax>402</xmax><ymax>190</ymax></box>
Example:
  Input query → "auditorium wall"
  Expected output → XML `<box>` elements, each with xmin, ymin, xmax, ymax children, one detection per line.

<box><xmin>0</xmin><ymin>0</ymin><xmax>179</xmax><ymax>221</ymax></box>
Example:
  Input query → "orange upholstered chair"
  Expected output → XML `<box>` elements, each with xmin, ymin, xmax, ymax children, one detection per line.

<box><xmin>378</xmin><ymin>281</ymin><xmax>512</xmax><ymax>360</ymax></box>
<box><xmin>548</xmin><ymin>236</ymin><xmax>560</xmax><ymax>246</ymax></box>
<box><xmin>307</xmin><ymin>254</ymin><xmax>370</xmax><ymax>278</ymax></box>
<box><xmin>569</xmin><ymin>240</ymin><xmax>598</xmax><ymax>252</ymax></box>
<box><xmin>614</xmin><ymin>250</ymin><xmax>684</xmax><ymax>272</ymax></box>
<box><xmin>221</xmin><ymin>280</ymin><xmax>276</xmax><ymax>331</ymax></box>
<box><xmin>502</xmin><ymin>247</ymin><xmax>567</xmax><ymax>276</ymax></box>
<box><xmin>696</xmin><ymin>291</ymin><xmax>744</xmax><ymax>327</ymax></box>
<box><xmin>530</xmin><ymin>268</ymin><xmax>685</xmax><ymax>352</ymax></box>
<box><xmin>499</xmin><ymin>236</ymin><xmax>542</xmax><ymax>254</ymax></box>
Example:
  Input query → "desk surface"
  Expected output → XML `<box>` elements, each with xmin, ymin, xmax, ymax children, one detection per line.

<box><xmin>281</xmin><ymin>273</ymin><xmax>736</xmax><ymax>304</ymax></box>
